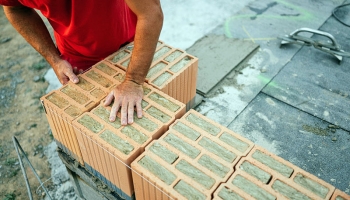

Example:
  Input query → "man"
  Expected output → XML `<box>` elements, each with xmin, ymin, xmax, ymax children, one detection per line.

<box><xmin>1</xmin><ymin>0</ymin><xmax>163</xmax><ymax>125</ymax></box>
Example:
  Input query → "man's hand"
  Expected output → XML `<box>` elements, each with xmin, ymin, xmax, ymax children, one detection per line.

<box><xmin>3</xmin><ymin>6</ymin><xmax>79</xmax><ymax>85</ymax></box>
<box><xmin>104</xmin><ymin>80</ymin><xmax>144</xmax><ymax>125</ymax></box>
<box><xmin>52</xmin><ymin>59</ymin><xmax>79</xmax><ymax>85</ymax></box>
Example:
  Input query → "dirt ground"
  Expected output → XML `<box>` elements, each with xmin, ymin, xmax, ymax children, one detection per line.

<box><xmin>0</xmin><ymin>8</ymin><xmax>54</xmax><ymax>199</ymax></box>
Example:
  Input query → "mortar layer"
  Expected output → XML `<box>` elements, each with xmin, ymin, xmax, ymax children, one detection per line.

<box><xmin>252</xmin><ymin>150</ymin><xmax>293</xmax><ymax>178</ymax></box>
<box><xmin>121</xmin><ymin>126</ymin><xmax>148</xmax><ymax>144</ymax></box>
<box><xmin>77</xmin><ymin>115</ymin><xmax>104</xmax><ymax>134</ymax></box>
<box><xmin>96</xmin><ymin>63</ymin><xmax>117</xmax><ymax>75</ymax></box>
<box><xmin>220</xmin><ymin>132</ymin><xmax>249</xmax><ymax>153</ymax></box>
<box><xmin>149</xmin><ymin>142</ymin><xmax>178</xmax><ymax>164</ymax></box>
<box><xmin>152</xmin><ymin>72</ymin><xmax>172</xmax><ymax>87</ymax></box>
<box><xmin>149</xmin><ymin>92</ymin><xmax>180</xmax><ymax>112</ymax></box>
<box><xmin>152</xmin><ymin>46</ymin><xmax>171</xmax><ymax>62</ymax></box>
<box><xmin>86</xmin><ymin>70</ymin><xmax>113</xmax><ymax>88</ymax></box>
<box><xmin>113</xmin><ymin>73</ymin><xmax>125</xmax><ymax>82</ymax></box>
<box><xmin>111</xmin><ymin>50</ymin><xmax>129</xmax><ymax>63</ymax></box>
<box><xmin>218</xmin><ymin>186</ymin><xmax>244</xmax><ymax>200</ymax></box>
<box><xmin>90</xmin><ymin>88</ymin><xmax>106</xmax><ymax>99</ymax></box>
<box><xmin>76</xmin><ymin>77</ymin><xmax>94</xmax><ymax>91</ymax></box>
<box><xmin>134</xmin><ymin>115</ymin><xmax>158</xmax><ymax>132</ymax></box>
<box><xmin>272</xmin><ymin>180</ymin><xmax>311</xmax><ymax>200</ymax></box>
<box><xmin>147</xmin><ymin>62</ymin><xmax>167</xmax><ymax>79</ymax></box>
<box><xmin>143</xmin><ymin>86</ymin><xmax>151</xmax><ymax>95</ymax></box>
<box><xmin>61</xmin><ymin>85</ymin><xmax>89</xmax><ymax>105</ymax></box>
<box><xmin>141</xmin><ymin>100</ymin><xmax>149</xmax><ymax>108</ymax></box>
<box><xmin>64</xmin><ymin>105</ymin><xmax>82</xmax><ymax>118</ymax></box>
<box><xmin>240</xmin><ymin>161</ymin><xmax>271</xmax><ymax>184</ymax></box>
<box><xmin>232</xmin><ymin>175</ymin><xmax>275</xmax><ymax>200</ymax></box>
<box><xmin>169</xmin><ymin>56</ymin><xmax>192</xmax><ymax>73</ymax></box>
<box><xmin>176</xmin><ymin>159</ymin><xmax>215</xmax><ymax>189</ymax></box>
<box><xmin>121</xmin><ymin>58</ymin><xmax>130</xmax><ymax>69</ymax></box>
<box><xmin>164</xmin><ymin>50</ymin><xmax>183</xmax><ymax>63</ymax></box>
<box><xmin>100</xmin><ymin>130</ymin><xmax>134</xmax><ymax>155</ymax></box>
<box><xmin>199</xmin><ymin>137</ymin><xmax>236</xmax><ymax>163</ymax></box>
<box><xmin>92</xmin><ymin>106</ymin><xmax>121</xmax><ymax>129</ymax></box>
<box><xmin>138</xmin><ymin>155</ymin><xmax>176</xmax><ymax>185</ymax></box>
<box><xmin>174</xmin><ymin>180</ymin><xmax>206</xmax><ymax>200</ymax></box>
<box><xmin>164</xmin><ymin>133</ymin><xmax>200</xmax><ymax>159</ymax></box>
<box><xmin>294</xmin><ymin>173</ymin><xmax>328</xmax><ymax>198</ymax></box>
<box><xmin>46</xmin><ymin>92</ymin><xmax>69</xmax><ymax>109</ymax></box>
<box><xmin>173</xmin><ymin>122</ymin><xmax>201</xmax><ymax>141</ymax></box>
<box><xmin>186</xmin><ymin>114</ymin><xmax>221</xmax><ymax>136</ymax></box>
<box><xmin>198</xmin><ymin>154</ymin><xmax>229</xmax><ymax>178</ymax></box>
<box><xmin>146</xmin><ymin>106</ymin><xmax>171</xmax><ymax>123</ymax></box>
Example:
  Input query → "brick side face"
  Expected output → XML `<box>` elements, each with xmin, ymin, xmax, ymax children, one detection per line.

<box><xmin>40</xmin><ymin>79</ymin><xmax>104</xmax><ymax>164</ymax></box>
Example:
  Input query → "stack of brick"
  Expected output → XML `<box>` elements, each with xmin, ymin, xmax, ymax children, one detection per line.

<box><xmin>72</xmin><ymin>84</ymin><xmax>185</xmax><ymax>200</ymax></box>
<box><xmin>40</xmin><ymin>61</ymin><xmax>116</xmax><ymax>164</ymax></box>
<box><xmin>131</xmin><ymin>109</ymin><xmax>254</xmax><ymax>199</ymax></box>
<box><xmin>40</xmin><ymin>41</ymin><xmax>350</xmax><ymax>200</ymax></box>
<box><xmin>213</xmin><ymin>146</ymin><xmax>336</xmax><ymax>200</ymax></box>
<box><xmin>105</xmin><ymin>41</ymin><xmax>198</xmax><ymax>109</ymax></box>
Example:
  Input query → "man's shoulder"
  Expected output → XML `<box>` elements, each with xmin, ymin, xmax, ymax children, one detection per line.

<box><xmin>0</xmin><ymin>0</ymin><xmax>23</xmax><ymax>6</ymax></box>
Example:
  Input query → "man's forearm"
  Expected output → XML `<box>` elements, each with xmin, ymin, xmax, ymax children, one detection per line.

<box><xmin>3</xmin><ymin>6</ymin><xmax>61</xmax><ymax>67</ymax></box>
<box><xmin>124</xmin><ymin>1</ymin><xmax>163</xmax><ymax>85</ymax></box>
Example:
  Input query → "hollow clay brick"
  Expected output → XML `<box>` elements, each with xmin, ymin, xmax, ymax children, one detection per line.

<box><xmin>105</xmin><ymin>40</ymin><xmax>165</xmax><ymax>70</ymax></box>
<box><xmin>89</xmin><ymin>60</ymin><xmax>186</xmax><ymax>126</ymax></box>
<box><xmin>73</xmin><ymin>112</ymin><xmax>141</xmax><ymax>199</ymax></box>
<box><xmin>330</xmin><ymin>189</ymin><xmax>350</xmax><ymax>200</ymax></box>
<box><xmin>40</xmin><ymin>81</ymin><xmax>101</xmax><ymax>165</ymax></box>
<box><xmin>41</xmin><ymin>59</ymin><xmax>145</xmax><ymax>167</ymax></box>
<box><xmin>72</xmin><ymin>92</ymin><xmax>182</xmax><ymax>199</ymax></box>
<box><xmin>104</xmin><ymin>40</ymin><xmax>198</xmax><ymax>107</ymax></box>
<box><xmin>219</xmin><ymin>146</ymin><xmax>336</xmax><ymax>200</ymax></box>
<box><xmin>131</xmin><ymin>109</ymin><xmax>252</xmax><ymax>200</ymax></box>
<box><xmin>79</xmin><ymin>67</ymin><xmax>116</xmax><ymax>93</ymax></box>
<box><xmin>148</xmin><ymin>53</ymin><xmax>198</xmax><ymax>106</ymax></box>
<box><xmin>179</xmin><ymin>109</ymin><xmax>254</xmax><ymax>155</ymax></box>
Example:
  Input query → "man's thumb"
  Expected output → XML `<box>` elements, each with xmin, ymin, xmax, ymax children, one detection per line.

<box><xmin>66</xmin><ymin>70</ymin><xmax>79</xmax><ymax>84</ymax></box>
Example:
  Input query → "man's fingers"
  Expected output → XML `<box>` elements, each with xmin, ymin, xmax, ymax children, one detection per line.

<box><xmin>66</xmin><ymin>69</ymin><xmax>79</xmax><ymax>83</ymax></box>
<box><xmin>135</xmin><ymin>101</ymin><xmax>143</xmax><ymax>118</ymax></box>
<box><xmin>121</xmin><ymin>100</ymin><xmax>128</xmax><ymax>125</ymax></box>
<box><xmin>104</xmin><ymin>91</ymin><xmax>114</xmax><ymax>106</ymax></box>
<box><xmin>127</xmin><ymin>102</ymin><xmax>135</xmax><ymax>124</ymax></box>
<box><xmin>109</xmin><ymin>101</ymin><xmax>120</xmax><ymax>122</ymax></box>
<box><xmin>60</xmin><ymin>76</ymin><xmax>69</xmax><ymax>85</ymax></box>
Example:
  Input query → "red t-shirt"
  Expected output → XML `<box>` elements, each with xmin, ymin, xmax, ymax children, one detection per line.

<box><xmin>1</xmin><ymin>0</ymin><xmax>137</xmax><ymax>71</ymax></box>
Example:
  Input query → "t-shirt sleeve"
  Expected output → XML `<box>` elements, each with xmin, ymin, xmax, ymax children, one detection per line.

<box><xmin>0</xmin><ymin>0</ymin><xmax>23</xmax><ymax>6</ymax></box>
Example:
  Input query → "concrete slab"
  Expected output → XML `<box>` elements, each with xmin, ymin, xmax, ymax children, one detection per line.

<box><xmin>195</xmin><ymin>0</ymin><xmax>345</xmax><ymax>126</ymax></box>
<box><xmin>187</xmin><ymin>35</ymin><xmax>259</xmax><ymax>95</ymax></box>
<box><xmin>159</xmin><ymin>0</ymin><xmax>253</xmax><ymax>49</ymax></box>
<box><xmin>263</xmin><ymin>15</ymin><xmax>350</xmax><ymax>131</ymax></box>
<box><xmin>228</xmin><ymin>93</ymin><xmax>350</xmax><ymax>193</ymax></box>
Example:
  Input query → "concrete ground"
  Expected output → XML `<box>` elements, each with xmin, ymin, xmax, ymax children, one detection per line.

<box><xmin>44</xmin><ymin>0</ymin><xmax>350</xmax><ymax>197</ymax></box>
<box><xmin>162</xmin><ymin>0</ymin><xmax>350</xmax><ymax>194</ymax></box>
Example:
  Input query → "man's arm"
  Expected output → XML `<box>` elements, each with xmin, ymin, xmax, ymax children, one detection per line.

<box><xmin>104</xmin><ymin>0</ymin><xmax>163</xmax><ymax>125</ymax></box>
<box><xmin>3</xmin><ymin>6</ymin><xmax>78</xmax><ymax>84</ymax></box>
